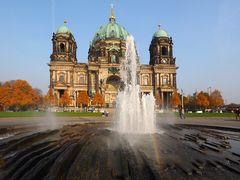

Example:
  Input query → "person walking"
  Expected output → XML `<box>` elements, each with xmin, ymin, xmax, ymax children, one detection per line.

<box><xmin>178</xmin><ymin>105</ymin><xmax>185</xmax><ymax>119</ymax></box>
<box><xmin>235</xmin><ymin>108</ymin><xmax>240</xmax><ymax>120</ymax></box>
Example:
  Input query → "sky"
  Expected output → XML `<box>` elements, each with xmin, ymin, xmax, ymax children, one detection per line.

<box><xmin>0</xmin><ymin>0</ymin><xmax>240</xmax><ymax>104</ymax></box>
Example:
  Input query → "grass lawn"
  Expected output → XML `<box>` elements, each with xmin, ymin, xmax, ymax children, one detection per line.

<box><xmin>0</xmin><ymin>111</ymin><xmax>235</xmax><ymax>118</ymax></box>
<box><xmin>157</xmin><ymin>112</ymin><xmax>235</xmax><ymax>118</ymax></box>
<box><xmin>0</xmin><ymin>111</ymin><xmax>102</xmax><ymax>118</ymax></box>
<box><xmin>184</xmin><ymin>112</ymin><xmax>235</xmax><ymax>118</ymax></box>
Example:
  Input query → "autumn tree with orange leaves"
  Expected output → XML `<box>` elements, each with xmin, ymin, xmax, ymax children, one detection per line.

<box><xmin>59</xmin><ymin>91</ymin><xmax>71</xmax><ymax>108</ymax></box>
<box><xmin>0</xmin><ymin>82</ymin><xmax>11</xmax><ymax>111</ymax></box>
<box><xmin>171</xmin><ymin>91</ymin><xmax>181</xmax><ymax>107</ymax></box>
<box><xmin>43</xmin><ymin>88</ymin><xmax>57</xmax><ymax>107</ymax></box>
<box><xmin>92</xmin><ymin>92</ymin><xmax>104</xmax><ymax>107</ymax></box>
<box><xmin>196</xmin><ymin>91</ymin><xmax>209</xmax><ymax>109</ymax></box>
<box><xmin>77</xmin><ymin>91</ymin><xmax>90</xmax><ymax>107</ymax></box>
<box><xmin>210</xmin><ymin>90</ymin><xmax>224</xmax><ymax>108</ymax></box>
<box><xmin>183</xmin><ymin>96</ymin><xmax>190</xmax><ymax>106</ymax></box>
<box><xmin>0</xmin><ymin>80</ymin><xmax>41</xmax><ymax>111</ymax></box>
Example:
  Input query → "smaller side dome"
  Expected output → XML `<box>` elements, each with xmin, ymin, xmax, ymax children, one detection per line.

<box><xmin>56</xmin><ymin>21</ymin><xmax>72</xmax><ymax>34</ymax></box>
<box><xmin>153</xmin><ymin>25</ymin><xmax>168</xmax><ymax>38</ymax></box>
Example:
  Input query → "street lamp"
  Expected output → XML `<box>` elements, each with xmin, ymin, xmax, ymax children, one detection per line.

<box><xmin>73</xmin><ymin>90</ymin><xmax>77</xmax><ymax>112</ymax></box>
<box><xmin>181</xmin><ymin>89</ymin><xmax>184</xmax><ymax>113</ymax></box>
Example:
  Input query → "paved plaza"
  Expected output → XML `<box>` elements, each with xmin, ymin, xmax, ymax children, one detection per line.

<box><xmin>1</xmin><ymin>114</ymin><xmax>240</xmax><ymax>179</ymax></box>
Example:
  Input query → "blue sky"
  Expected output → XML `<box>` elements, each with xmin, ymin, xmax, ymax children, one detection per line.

<box><xmin>0</xmin><ymin>0</ymin><xmax>240</xmax><ymax>103</ymax></box>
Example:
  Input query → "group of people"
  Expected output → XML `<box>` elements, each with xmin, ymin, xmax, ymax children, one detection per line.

<box><xmin>235</xmin><ymin>108</ymin><xmax>240</xmax><ymax>120</ymax></box>
<box><xmin>101</xmin><ymin>110</ymin><xmax>109</xmax><ymax>117</ymax></box>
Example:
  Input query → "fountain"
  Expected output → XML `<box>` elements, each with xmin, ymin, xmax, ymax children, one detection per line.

<box><xmin>115</xmin><ymin>36</ymin><xmax>156</xmax><ymax>134</ymax></box>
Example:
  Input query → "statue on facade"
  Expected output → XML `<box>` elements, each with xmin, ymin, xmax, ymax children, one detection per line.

<box><xmin>171</xmin><ymin>57</ymin><xmax>176</xmax><ymax>64</ymax></box>
<box><xmin>99</xmin><ymin>79</ymin><xmax>105</xmax><ymax>94</ymax></box>
<box><xmin>100</xmin><ymin>48</ymin><xmax>105</xmax><ymax>56</ymax></box>
<box><xmin>111</xmin><ymin>54</ymin><xmax>116</xmax><ymax>63</ymax></box>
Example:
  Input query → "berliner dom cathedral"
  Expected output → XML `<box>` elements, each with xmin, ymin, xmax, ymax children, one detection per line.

<box><xmin>49</xmin><ymin>7</ymin><xmax>177</xmax><ymax>108</ymax></box>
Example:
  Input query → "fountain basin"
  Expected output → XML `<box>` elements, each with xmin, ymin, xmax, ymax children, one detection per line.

<box><xmin>0</xmin><ymin>121</ymin><xmax>240</xmax><ymax>179</ymax></box>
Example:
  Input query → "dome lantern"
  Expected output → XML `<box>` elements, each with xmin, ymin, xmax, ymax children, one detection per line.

<box><xmin>109</xmin><ymin>4</ymin><xmax>116</xmax><ymax>23</ymax></box>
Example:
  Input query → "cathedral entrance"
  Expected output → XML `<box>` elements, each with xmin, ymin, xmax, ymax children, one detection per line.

<box><xmin>105</xmin><ymin>75</ymin><xmax>121</xmax><ymax>107</ymax></box>
<box><xmin>161</xmin><ymin>91</ymin><xmax>173</xmax><ymax>110</ymax></box>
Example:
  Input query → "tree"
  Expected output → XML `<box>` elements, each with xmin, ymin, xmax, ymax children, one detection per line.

<box><xmin>59</xmin><ymin>91</ymin><xmax>71</xmax><ymax>107</ymax></box>
<box><xmin>183</xmin><ymin>96</ymin><xmax>189</xmax><ymax>105</ymax></box>
<box><xmin>184</xmin><ymin>95</ymin><xmax>195</xmax><ymax>111</ymax></box>
<box><xmin>196</xmin><ymin>91</ymin><xmax>209</xmax><ymax>109</ymax></box>
<box><xmin>0</xmin><ymin>83</ymin><xmax>11</xmax><ymax>111</ymax></box>
<box><xmin>210</xmin><ymin>89</ymin><xmax>224</xmax><ymax>108</ymax></box>
<box><xmin>33</xmin><ymin>88</ymin><xmax>43</xmax><ymax>109</ymax></box>
<box><xmin>92</xmin><ymin>92</ymin><xmax>104</xmax><ymax>107</ymax></box>
<box><xmin>77</xmin><ymin>91</ymin><xmax>90</xmax><ymax>107</ymax></box>
<box><xmin>44</xmin><ymin>88</ymin><xmax>57</xmax><ymax>107</ymax></box>
<box><xmin>171</xmin><ymin>90</ymin><xmax>181</xmax><ymax>107</ymax></box>
<box><xmin>0</xmin><ymin>80</ymin><xmax>42</xmax><ymax>111</ymax></box>
<box><xmin>9</xmin><ymin>80</ymin><xmax>40</xmax><ymax>111</ymax></box>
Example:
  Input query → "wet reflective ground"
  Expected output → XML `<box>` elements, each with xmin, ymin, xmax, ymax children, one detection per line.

<box><xmin>0</xmin><ymin>120</ymin><xmax>240</xmax><ymax>180</ymax></box>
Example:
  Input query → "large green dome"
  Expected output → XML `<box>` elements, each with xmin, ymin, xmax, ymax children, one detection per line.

<box><xmin>92</xmin><ymin>7</ymin><xmax>129</xmax><ymax>45</ymax></box>
<box><xmin>153</xmin><ymin>25</ymin><xmax>168</xmax><ymax>38</ymax></box>
<box><xmin>56</xmin><ymin>21</ymin><xmax>72</xmax><ymax>34</ymax></box>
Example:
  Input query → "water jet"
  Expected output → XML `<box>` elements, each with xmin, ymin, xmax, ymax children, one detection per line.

<box><xmin>115</xmin><ymin>36</ymin><xmax>156</xmax><ymax>134</ymax></box>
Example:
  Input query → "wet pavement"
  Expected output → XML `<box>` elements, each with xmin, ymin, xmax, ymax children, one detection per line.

<box><xmin>0</xmin><ymin>116</ymin><xmax>240</xmax><ymax>179</ymax></box>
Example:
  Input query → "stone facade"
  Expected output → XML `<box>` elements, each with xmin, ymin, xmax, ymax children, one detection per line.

<box><xmin>48</xmin><ymin>9</ymin><xmax>178</xmax><ymax>109</ymax></box>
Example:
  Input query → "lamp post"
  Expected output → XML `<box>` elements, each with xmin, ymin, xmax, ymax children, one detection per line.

<box><xmin>181</xmin><ymin>89</ymin><xmax>184</xmax><ymax>113</ymax></box>
<box><xmin>73</xmin><ymin>90</ymin><xmax>77</xmax><ymax>112</ymax></box>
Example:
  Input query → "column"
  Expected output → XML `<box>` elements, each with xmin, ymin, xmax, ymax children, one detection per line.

<box><xmin>170</xmin><ymin>74</ymin><xmax>173</xmax><ymax>86</ymax></box>
<box><xmin>88</xmin><ymin>71</ymin><xmax>91</xmax><ymax>97</ymax></box>
<box><xmin>96</xmin><ymin>72</ymin><xmax>99</xmax><ymax>93</ymax></box>
<box><xmin>166</xmin><ymin>92</ymin><xmax>169</xmax><ymax>109</ymax></box>
<box><xmin>149</xmin><ymin>74</ymin><xmax>153</xmax><ymax>86</ymax></box>
<box><xmin>156</xmin><ymin>73</ymin><xmax>159</xmax><ymax>86</ymax></box>
<box><xmin>68</xmin><ymin>71</ymin><xmax>71</xmax><ymax>84</ymax></box>
<box><xmin>161</xmin><ymin>91</ymin><xmax>164</xmax><ymax>109</ymax></box>
<box><xmin>50</xmin><ymin>70</ymin><xmax>53</xmax><ymax>87</ymax></box>
<box><xmin>155</xmin><ymin>74</ymin><xmax>157</xmax><ymax>95</ymax></box>
<box><xmin>55</xmin><ymin>70</ymin><xmax>57</xmax><ymax>82</ymax></box>
<box><xmin>173</xmin><ymin>74</ymin><xmax>176</xmax><ymax>88</ymax></box>
<box><xmin>66</xmin><ymin>71</ymin><xmax>69</xmax><ymax>83</ymax></box>
<box><xmin>160</xmin><ymin>75</ymin><xmax>162</xmax><ymax>86</ymax></box>
<box><xmin>159</xmin><ymin>73</ymin><xmax>162</xmax><ymax>86</ymax></box>
<box><xmin>170</xmin><ymin>93</ymin><xmax>172</xmax><ymax>108</ymax></box>
<box><xmin>170</xmin><ymin>44</ymin><xmax>173</xmax><ymax>57</ymax></box>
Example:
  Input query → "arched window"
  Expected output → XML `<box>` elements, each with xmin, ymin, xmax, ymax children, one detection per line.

<box><xmin>162</xmin><ymin>76</ymin><xmax>168</xmax><ymax>85</ymax></box>
<box><xmin>59</xmin><ymin>74</ymin><xmax>65</xmax><ymax>83</ymax></box>
<box><xmin>79</xmin><ymin>75</ymin><xmax>85</xmax><ymax>84</ymax></box>
<box><xmin>161</xmin><ymin>46</ymin><xmax>168</xmax><ymax>56</ymax></box>
<box><xmin>60</xmin><ymin>43</ymin><xmax>65</xmax><ymax>52</ymax></box>
<box><xmin>143</xmin><ymin>76</ymin><xmax>149</xmax><ymax>85</ymax></box>
<box><xmin>110</xmin><ymin>30</ymin><xmax>116</xmax><ymax>37</ymax></box>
